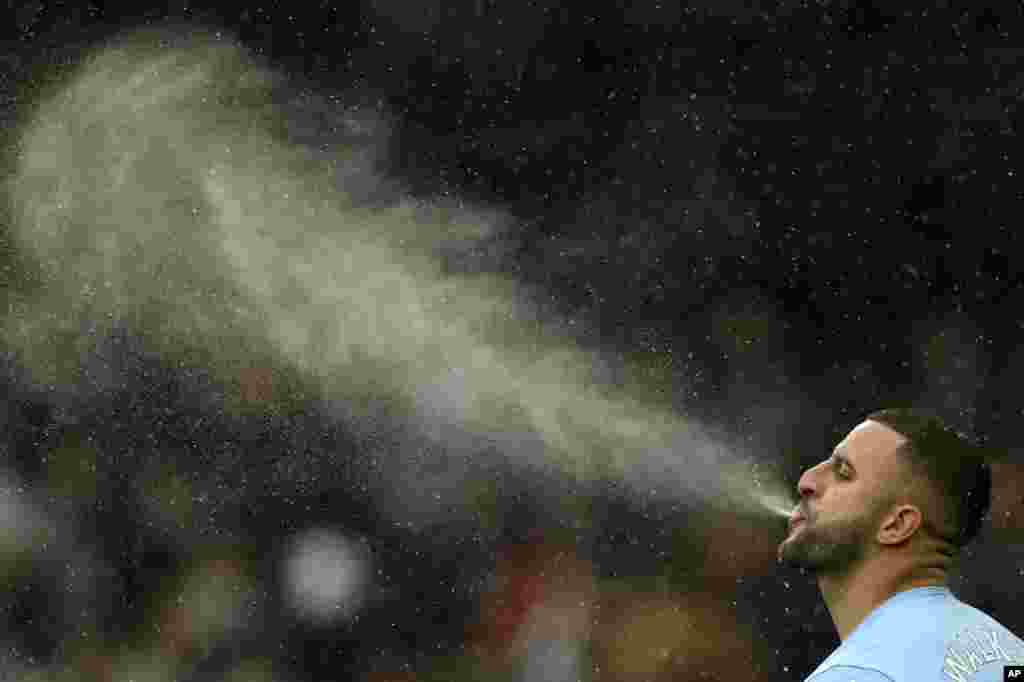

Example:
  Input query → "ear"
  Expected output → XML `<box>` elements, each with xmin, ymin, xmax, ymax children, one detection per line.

<box><xmin>877</xmin><ymin>504</ymin><xmax>923</xmax><ymax>545</ymax></box>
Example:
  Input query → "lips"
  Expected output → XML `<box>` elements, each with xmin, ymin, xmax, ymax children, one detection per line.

<box><xmin>788</xmin><ymin>512</ymin><xmax>806</xmax><ymax>533</ymax></box>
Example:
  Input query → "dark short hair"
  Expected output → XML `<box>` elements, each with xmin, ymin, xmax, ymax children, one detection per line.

<box><xmin>865</xmin><ymin>408</ymin><xmax>992</xmax><ymax>550</ymax></box>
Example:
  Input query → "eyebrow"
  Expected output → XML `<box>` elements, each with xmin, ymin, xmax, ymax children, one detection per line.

<box><xmin>831</xmin><ymin>451</ymin><xmax>856</xmax><ymax>472</ymax></box>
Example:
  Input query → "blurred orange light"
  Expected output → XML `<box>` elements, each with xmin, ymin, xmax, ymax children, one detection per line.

<box><xmin>239</xmin><ymin>366</ymin><xmax>274</xmax><ymax>403</ymax></box>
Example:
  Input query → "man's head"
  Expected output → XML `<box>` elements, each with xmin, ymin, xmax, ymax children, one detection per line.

<box><xmin>778</xmin><ymin>408</ymin><xmax>992</xmax><ymax>580</ymax></box>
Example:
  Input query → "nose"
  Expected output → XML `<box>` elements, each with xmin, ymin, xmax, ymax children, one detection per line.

<box><xmin>796</xmin><ymin>463</ymin><xmax>820</xmax><ymax>502</ymax></box>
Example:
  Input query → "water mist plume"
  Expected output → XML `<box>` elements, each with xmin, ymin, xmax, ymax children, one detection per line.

<box><xmin>2</xmin><ymin>26</ymin><xmax>794</xmax><ymax>527</ymax></box>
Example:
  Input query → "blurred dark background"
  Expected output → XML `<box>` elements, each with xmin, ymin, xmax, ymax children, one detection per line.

<box><xmin>2</xmin><ymin>1</ymin><xmax>1024</xmax><ymax>680</ymax></box>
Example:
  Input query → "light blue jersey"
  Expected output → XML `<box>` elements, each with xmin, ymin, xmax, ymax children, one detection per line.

<box><xmin>806</xmin><ymin>586</ymin><xmax>1024</xmax><ymax>682</ymax></box>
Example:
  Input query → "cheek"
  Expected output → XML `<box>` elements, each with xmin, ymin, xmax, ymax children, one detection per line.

<box><xmin>827</xmin><ymin>484</ymin><xmax>866</xmax><ymax>513</ymax></box>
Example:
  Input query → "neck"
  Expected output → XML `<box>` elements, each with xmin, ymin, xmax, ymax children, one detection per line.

<box><xmin>817</xmin><ymin>558</ymin><xmax>948</xmax><ymax>641</ymax></box>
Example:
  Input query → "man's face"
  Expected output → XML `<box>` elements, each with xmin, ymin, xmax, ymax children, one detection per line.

<box><xmin>777</xmin><ymin>420</ymin><xmax>909</xmax><ymax>574</ymax></box>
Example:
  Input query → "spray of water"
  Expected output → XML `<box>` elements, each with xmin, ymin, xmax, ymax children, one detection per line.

<box><xmin>2</xmin><ymin>25</ymin><xmax>795</xmax><ymax>527</ymax></box>
<box><xmin>756</xmin><ymin>492</ymin><xmax>798</xmax><ymax>520</ymax></box>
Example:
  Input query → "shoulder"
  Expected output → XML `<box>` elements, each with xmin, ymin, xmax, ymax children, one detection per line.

<box><xmin>807</xmin><ymin>665</ymin><xmax>895</xmax><ymax>682</ymax></box>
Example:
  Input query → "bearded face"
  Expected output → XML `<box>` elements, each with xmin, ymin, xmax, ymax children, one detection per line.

<box><xmin>777</xmin><ymin>420</ymin><xmax>913</xmax><ymax>576</ymax></box>
<box><xmin>778</xmin><ymin>502</ymin><xmax>880</xmax><ymax>574</ymax></box>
